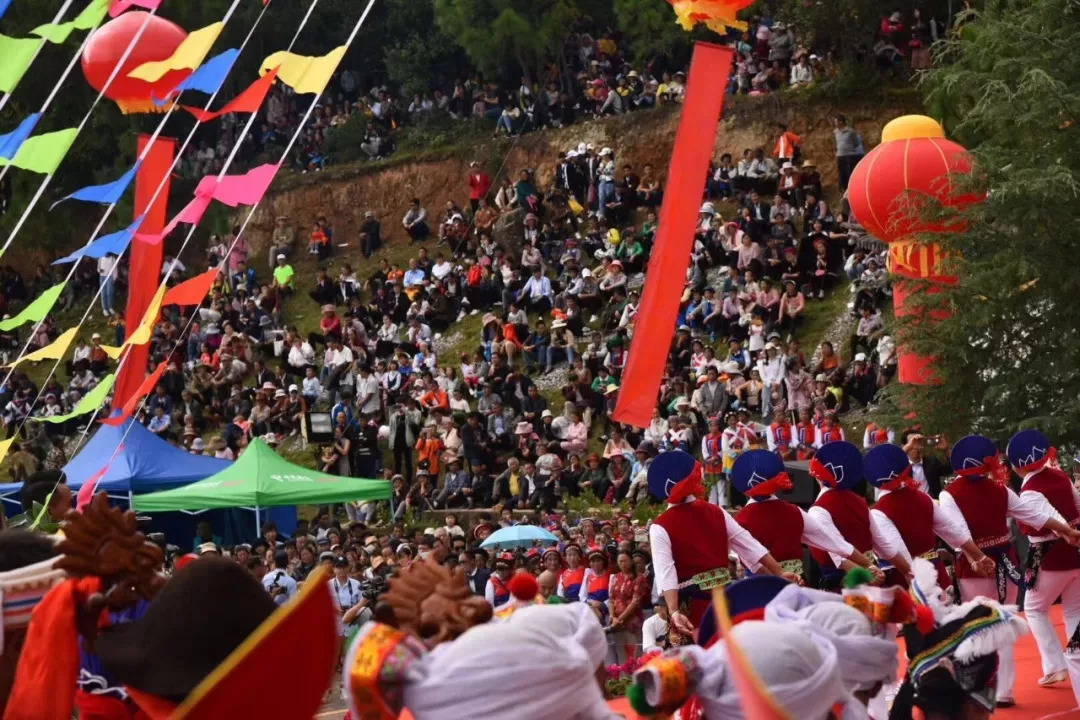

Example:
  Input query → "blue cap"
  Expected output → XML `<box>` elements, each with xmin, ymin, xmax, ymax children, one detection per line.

<box><xmin>647</xmin><ymin>450</ymin><xmax>697</xmax><ymax>501</ymax></box>
<box><xmin>697</xmin><ymin>575</ymin><xmax>791</xmax><ymax>646</ymax></box>
<box><xmin>731</xmin><ymin>450</ymin><xmax>785</xmax><ymax>495</ymax></box>
<box><xmin>812</xmin><ymin>441</ymin><xmax>864</xmax><ymax>490</ymax></box>
<box><xmin>950</xmin><ymin>435</ymin><xmax>998</xmax><ymax>474</ymax></box>
<box><xmin>1006</xmin><ymin>429</ymin><xmax>1052</xmax><ymax>471</ymax></box>
<box><xmin>863</xmin><ymin>443</ymin><xmax>911</xmax><ymax>488</ymax></box>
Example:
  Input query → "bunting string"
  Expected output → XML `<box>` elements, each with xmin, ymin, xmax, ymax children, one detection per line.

<box><xmin>0</xmin><ymin>0</ymin><xmax>77</xmax><ymax>112</ymax></box>
<box><xmin>73</xmin><ymin>0</ymin><xmax>375</xmax><ymax>504</ymax></box>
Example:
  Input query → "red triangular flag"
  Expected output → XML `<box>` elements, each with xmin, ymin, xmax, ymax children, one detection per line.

<box><xmin>163</xmin><ymin>268</ymin><xmax>218</xmax><ymax>307</ymax></box>
<box><xmin>101</xmin><ymin>361</ymin><xmax>168</xmax><ymax>426</ymax></box>
<box><xmin>76</xmin><ymin>466</ymin><xmax>110</xmax><ymax>511</ymax></box>
<box><xmin>182</xmin><ymin>66</ymin><xmax>279</xmax><ymax>123</ymax></box>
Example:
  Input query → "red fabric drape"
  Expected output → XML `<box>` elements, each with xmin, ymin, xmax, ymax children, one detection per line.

<box><xmin>114</xmin><ymin>135</ymin><xmax>175</xmax><ymax>407</ymax></box>
<box><xmin>613</xmin><ymin>43</ymin><xmax>733</xmax><ymax>427</ymax></box>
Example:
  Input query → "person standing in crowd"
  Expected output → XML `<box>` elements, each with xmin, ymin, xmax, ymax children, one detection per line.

<box><xmin>832</xmin><ymin>114</ymin><xmax>862</xmax><ymax>191</ymax></box>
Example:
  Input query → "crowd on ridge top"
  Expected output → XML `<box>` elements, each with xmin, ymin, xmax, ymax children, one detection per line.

<box><xmin>169</xmin><ymin>7</ymin><xmax>937</xmax><ymax>177</ymax></box>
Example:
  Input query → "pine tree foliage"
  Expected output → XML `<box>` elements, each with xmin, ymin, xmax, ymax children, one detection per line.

<box><xmin>877</xmin><ymin>0</ymin><xmax>1080</xmax><ymax>442</ymax></box>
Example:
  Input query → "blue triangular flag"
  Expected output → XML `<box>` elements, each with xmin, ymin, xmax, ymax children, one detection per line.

<box><xmin>52</xmin><ymin>215</ymin><xmax>145</xmax><ymax>265</ymax></box>
<box><xmin>0</xmin><ymin>113</ymin><xmax>41</xmax><ymax>161</ymax></box>
<box><xmin>152</xmin><ymin>48</ymin><xmax>239</xmax><ymax>106</ymax></box>
<box><xmin>0</xmin><ymin>0</ymin><xmax>11</xmax><ymax>20</ymax></box>
<box><xmin>52</xmin><ymin>160</ymin><xmax>141</xmax><ymax>208</ymax></box>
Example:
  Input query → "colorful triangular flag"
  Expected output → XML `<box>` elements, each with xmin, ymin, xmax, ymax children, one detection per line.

<box><xmin>0</xmin><ymin>34</ymin><xmax>41</xmax><ymax>93</ymax></box>
<box><xmin>0</xmin><ymin>282</ymin><xmax>65</xmax><ymax>331</ymax></box>
<box><xmin>31</xmin><ymin>0</ymin><xmax>110</xmax><ymax>44</ymax></box>
<box><xmin>101</xmin><ymin>359</ymin><xmax>166</xmax><ymax>426</ymax></box>
<box><xmin>183</xmin><ymin>66</ymin><xmax>278</xmax><ymax>122</ymax></box>
<box><xmin>133</xmin><ymin>194</ymin><xmax>212</xmax><ymax>246</ymax></box>
<box><xmin>4</xmin><ymin>327</ymin><xmax>78</xmax><ymax>368</ymax></box>
<box><xmin>127</xmin><ymin>22</ymin><xmax>223</xmax><ymax>82</ymax></box>
<box><xmin>109</xmin><ymin>0</ymin><xmax>162</xmax><ymax>18</ymax></box>
<box><xmin>0</xmin><ymin>127</ymin><xmax>78</xmax><ymax>175</ymax></box>
<box><xmin>195</xmin><ymin>163</ymin><xmax>278</xmax><ymax>207</ymax></box>
<box><xmin>163</xmin><ymin>268</ymin><xmax>218</xmax><ymax>307</ymax></box>
<box><xmin>0</xmin><ymin>0</ymin><xmax>11</xmax><ymax>20</ymax></box>
<box><xmin>34</xmin><ymin>374</ymin><xmax>115</xmax><ymax>424</ymax></box>
<box><xmin>259</xmin><ymin>46</ymin><xmax>346</xmax><ymax>95</ymax></box>
<box><xmin>53</xmin><ymin>161</ymin><xmax>141</xmax><ymax>208</ymax></box>
<box><xmin>53</xmin><ymin>215</ymin><xmax>144</xmax><ymax>265</ymax></box>
<box><xmin>0</xmin><ymin>114</ymin><xmax>41</xmax><ymax>161</ymax></box>
<box><xmin>153</xmin><ymin>48</ymin><xmax>238</xmax><ymax>106</ymax></box>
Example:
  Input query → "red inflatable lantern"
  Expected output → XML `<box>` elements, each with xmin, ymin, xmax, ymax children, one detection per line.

<box><xmin>847</xmin><ymin>136</ymin><xmax>976</xmax><ymax>243</ymax></box>
<box><xmin>81</xmin><ymin>12</ymin><xmax>189</xmax><ymax>114</ymax></box>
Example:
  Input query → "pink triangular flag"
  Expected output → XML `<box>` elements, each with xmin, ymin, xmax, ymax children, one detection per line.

<box><xmin>134</xmin><ymin>193</ymin><xmax>213</xmax><ymax>245</ymax></box>
<box><xmin>205</xmin><ymin>163</ymin><xmax>279</xmax><ymax>207</ymax></box>
<box><xmin>75</xmin><ymin>446</ymin><xmax>121</xmax><ymax>509</ymax></box>
<box><xmin>109</xmin><ymin>0</ymin><xmax>162</xmax><ymax>17</ymax></box>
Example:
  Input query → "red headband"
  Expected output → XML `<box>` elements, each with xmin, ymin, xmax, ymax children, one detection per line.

<box><xmin>744</xmin><ymin>471</ymin><xmax>794</xmax><ymax>498</ymax></box>
<box><xmin>954</xmin><ymin>454</ymin><xmax>1004</xmax><ymax>479</ymax></box>
<box><xmin>879</xmin><ymin>464</ymin><xmax>916</xmax><ymax>492</ymax></box>
<box><xmin>1014</xmin><ymin>446</ymin><xmax>1057</xmax><ymax>475</ymax></box>
<box><xmin>808</xmin><ymin>457</ymin><xmax>837</xmax><ymax>488</ymax></box>
<box><xmin>668</xmin><ymin>462</ymin><xmax>706</xmax><ymax>504</ymax></box>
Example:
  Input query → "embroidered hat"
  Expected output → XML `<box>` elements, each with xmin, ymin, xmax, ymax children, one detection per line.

<box><xmin>863</xmin><ymin>443</ymin><xmax>914</xmax><ymax>490</ymax></box>
<box><xmin>1006</xmin><ymin>429</ymin><xmax>1055</xmax><ymax>474</ymax></box>
<box><xmin>731</xmin><ymin>450</ymin><xmax>793</xmax><ymax>497</ymax></box>
<box><xmin>646</xmin><ymin>450</ymin><xmax>701</xmax><ymax>503</ymax></box>
<box><xmin>950</xmin><ymin>435</ymin><xmax>1001</xmax><ymax>478</ymax></box>
<box><xmin>697</xmin><ymin>575</ymin><xmax>790</xmax><ymax>647</ymax></box>
<box><xmin>809</xmin><ymin>441</ymin><xmax>863</xmax><ymax>490</ymax></box>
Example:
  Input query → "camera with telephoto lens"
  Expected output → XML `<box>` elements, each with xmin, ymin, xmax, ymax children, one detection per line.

<box><xmin>359</xmin><ymin>575</ymin><xmax>388</xmax><ymax>602</ymax></box>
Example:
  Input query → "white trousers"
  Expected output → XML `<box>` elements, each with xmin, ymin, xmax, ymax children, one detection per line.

<box><xmin>1023</xmin><ymin>567</ymin><xmax>1080</xmax><ymax>706</ymax></box>
<box><xmin>959</xmin><ymin>577</ymin><xmax>1018</xmax><ymax>698</ymax></box>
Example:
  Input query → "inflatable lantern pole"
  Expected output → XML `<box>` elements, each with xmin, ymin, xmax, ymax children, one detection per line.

<box><xmin>81</xmin><ymin>11</ymin><xmax>185</xmax><ymax>405</ymax></box>
<box><xmin>846</xmin><ymin>115</ymin><xmax>978</xmax><ymax>385</ymax></box>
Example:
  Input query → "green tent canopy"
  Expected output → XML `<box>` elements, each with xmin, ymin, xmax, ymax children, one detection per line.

<box><xmin>132</xmin><ymin>438</ymin><xmax>390</xmax><ymax>513</ymax></box>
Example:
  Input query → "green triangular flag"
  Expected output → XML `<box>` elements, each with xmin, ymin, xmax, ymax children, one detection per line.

<box><xmin>35</xmin><ymin>373</ymin><xmax>114</xmax><ymax>424</ymax></box>
<box><xmin>31</xmin><ymin>0</ymin><xmax>110</xmax><ymax>43</ymax></box>
<box><xmin>0</xmin><ymin>281</ymin><xmax>65</xmax><ymax>331</ymax></box>
<box><xmin>0</xmin><ymin>128</ymin><xmax>77</xmax><ymax>175</ymax></box>
<box><xmin>0</xmin><ymin>34</ymin><xmax>40</xmax><ymax>93</ymax></box>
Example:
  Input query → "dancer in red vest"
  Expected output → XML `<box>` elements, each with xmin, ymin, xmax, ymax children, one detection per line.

<box><xmin>646</xmin><ymin>449</ymin><xmax>789</xmax><ymax>637</ymax></box>
<box><xmin>807</xmin><ymin>440</ymin><xmax>908</xmax><ymax>589</ymax></box>
<box><xmin>942</xmin><ymin>434</ymin><xmax>1080</xmax><ymax>705</ymax></box>
<box><xmin>556</xmin><ymin>544</ymin><xmax>586</xmax><ymax>602</ymax></box>
<box><xmin>862</xmin><ymin>422</ymin><xmax>893</xmax><ymax>449</ymax></box>
<box><xmin>701</xmin><ymin>417</ymin><xmax>726</xmax><ymax>507</ymax></box>
<box><xmin>732</xmin><ymin>449</ymin><xmax>875</xmax><ymax>583</ymax></box>
<box><xmin>485</xmin><ymin>552</ymin><xmax>514</xmax><ymax>609</ymax></box>
<box><xmin>1007</xmin><ymin>429</ymin><xmax>1080</xmax><ymax>694</ymax></box>
<box><xmin>863</xmin><ymin>443</ymin><xmax>994</xmax><ymax>590</ymax></box>
<box><xmin>814</xmin><ymin>410</ymin><xmax>845</xmax><ymax>447</ymax></box>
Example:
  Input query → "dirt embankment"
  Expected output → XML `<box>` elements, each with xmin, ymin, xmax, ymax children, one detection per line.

<box><xmin>249</xmin><ymin>94</ymin><xmax>921</xmax><ymax>252</ymax></box>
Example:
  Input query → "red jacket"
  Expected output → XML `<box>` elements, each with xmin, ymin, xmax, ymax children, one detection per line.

<box><xmin>468</xmin><ymin>171</ymin><xmax>492</xmax><ymax>200</ymax></box>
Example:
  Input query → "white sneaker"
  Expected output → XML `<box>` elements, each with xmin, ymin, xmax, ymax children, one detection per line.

<box><xmin>1038</xmin><ymin>669</ymin><xmax>1067</xmax><ymax>686</ymax></box>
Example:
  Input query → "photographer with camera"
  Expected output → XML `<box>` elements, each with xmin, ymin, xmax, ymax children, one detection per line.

<box><xmin>901</xmin><ymin>430</ymin><xmax>950</xmax><ymax>498</ymax></box>
<box><xmin>262</xmin><ymin>550</ymin><xmax>297</xmax><ymax>606</ymax></box>
<box><xmin>330</xmin><ymin>556</ymin><xmax>371</xmax><ymax>637</ymax></box>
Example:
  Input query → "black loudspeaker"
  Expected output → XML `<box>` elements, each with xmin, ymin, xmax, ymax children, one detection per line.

<box><xmin>305</xmin><ymin>412</ymin><xmax>334</xmax><ymax>444</ymax></box>
<box><xmin>777</xmin><ymin>460</ymin><xmax>817</xmax><ymax>508</ymax></box>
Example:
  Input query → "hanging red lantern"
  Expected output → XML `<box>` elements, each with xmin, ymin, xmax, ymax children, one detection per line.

<box><xmin>847</xmin><ymin>135</ymin><xmax>977</xmax><ymax>243</ymax></box>
<box><xmin>81</xmin><ymin>12</ymin><xmax>189</xmax><ymax>114</ymax></box>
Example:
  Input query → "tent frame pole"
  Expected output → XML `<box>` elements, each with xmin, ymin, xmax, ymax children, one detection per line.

<box><xmin>255</xmin><ymin>505</ymin><xmax>261</xmax><ymax>533</ymax></box>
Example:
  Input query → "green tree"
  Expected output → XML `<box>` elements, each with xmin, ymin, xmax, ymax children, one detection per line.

<box><xmin>433</xmin><ymin>0</ymin><xmax>581</xmax><ymax>81</ymax></box>
<box><xmin>877</xmin><ymin>0</ymin><xmax>1080</xmax><ymax>442</ymax></box>
<box><xmin>612</xmin><ymin>0</ymin><xmax>694</xmax><ymax>66</ymax></box>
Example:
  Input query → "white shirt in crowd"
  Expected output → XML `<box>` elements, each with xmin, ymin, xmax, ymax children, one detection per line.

<box><xmin>641</xmin><ymin>612</ymin><xmax>669</xmax><ymax>653</ymax></box>
<box><xmin>262</xmin><ymin>567</ymin><xmax>297</xmax><ymax>606</ymax></box>
<box><xmin>521</xmin><ymin>274</ymin><xmax>552</xmax><ymax>300</ymax></box>
<box><xmin>97</xmin><ymin>255</ymin><xmax>117</xmax><ymax>281</ymax></box>
<box><xmin>648</xmin><ymin>497</ymin><xmax>771</xmax><ymax>595</ymax></box>
<box><xmin>355</xmin><ymin>372</ymin><xmax>380</xmax><ymax>414</ymax></box>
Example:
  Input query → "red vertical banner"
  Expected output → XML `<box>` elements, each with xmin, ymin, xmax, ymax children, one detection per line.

<box><xmin>115</xmin><ymin>134</ymin><xmax>175</xmax><ymax>406</ymax></box>
<box><xmin>613</xmin><ymin>42</ymin><xmax>733</xmax><ymax>427</ymax></box>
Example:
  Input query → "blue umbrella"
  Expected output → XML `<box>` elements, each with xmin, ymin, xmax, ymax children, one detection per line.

<box><xmin>480</xmin><ymin>524</ymin><xmax>559</xmax><ymax>550</ymax></box>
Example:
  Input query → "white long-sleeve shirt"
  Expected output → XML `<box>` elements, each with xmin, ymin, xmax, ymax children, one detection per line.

<box><xmin>808</xmin><ymin>487</ymin><xmax>906</xmax><ymax>567</ymax></box>
<box><xmin>641</xmin><ymin>613</ymin><xmax>669</xmax><ymax>653</ymax></box>
<box><xmin>870</xmin><ymin>488</ymin><xmax>973</xmax><ymax>564</ymax></box>
<box><xmin>940</xmin><ymin>485</ymin><xmax>1055</xmax><ymax>545</ymax></box>
<box><xmin>649</xmin><ymin>498</ymin><xmax>769</xmax><ymax>594</ymax></box>
<box><xmin>484</xmin><ymin>576</ymin><xmax>509</xmax><ymax>607</ymax></box>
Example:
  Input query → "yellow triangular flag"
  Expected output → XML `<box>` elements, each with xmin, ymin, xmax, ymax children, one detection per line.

<box><xmin>5</xmin><ymin>327</ymin><xmax>78</xmax><ymax>368</ymax></box>
<box><xmin>127</xmin><ymin>22</ymin><xmax>224</xmax><ymax>82</ymax></box>
<box><xmin>98</xmin><ymin>343</ymin><xmax>124</xmax><ymax>359</ymax></box>
<box><xmin>259</xmin><ymin>45</ymin><xmax>346</xmax><ymax>95</ymax></box>
<box><xmin>0</xmin><ymin>438</ymin><xmax>13</xmax><ymax>466</ymax></box>
<box><xmin>124</xmin><ymin>284</ymin><xmax>167</xmax><ymax>347</ymax></box>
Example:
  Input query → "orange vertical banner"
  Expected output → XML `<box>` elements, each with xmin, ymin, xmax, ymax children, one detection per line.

<box><xmin>115</xmin><ymin>134</ymin><xmax>175</xmax><ymax>406</ymax></box>
<box><xmin>614</xmin><ymin>42</ymin><xmax>733</xmax><ymax>427</ymax></box>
